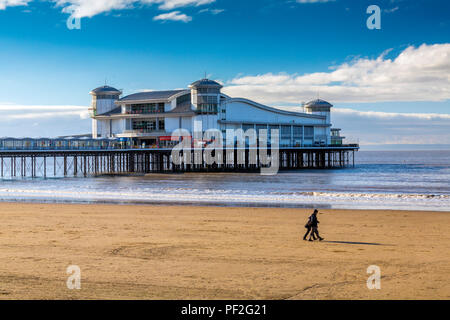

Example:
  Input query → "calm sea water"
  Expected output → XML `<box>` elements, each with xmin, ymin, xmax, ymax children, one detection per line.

<box><xmin>0</xmin><ymin>150</ymin><xmax>449</xmax><ymax>211</ymax></box>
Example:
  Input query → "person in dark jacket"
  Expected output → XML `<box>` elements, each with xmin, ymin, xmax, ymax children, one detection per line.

<box><xmin>303</xmin><ymin>210</ymin><xmax>317</xmax><ymax>240</ymax></box>
<box><xmin>305</xmin><ymin>209</ymin><xmax>324</xmax><ymax>241</ymax></box>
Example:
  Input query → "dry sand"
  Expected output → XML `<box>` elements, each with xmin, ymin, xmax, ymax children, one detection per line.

<box><xmin>0</xmin><ymin>202</ymin><xmax>448</xmax><ymax>300</ymax></box>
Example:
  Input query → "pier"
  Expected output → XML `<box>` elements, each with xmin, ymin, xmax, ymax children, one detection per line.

<box><xmin>0</xmin><ymin>146</ymin><xmax>358</xmax><ymax>178</ymax></box>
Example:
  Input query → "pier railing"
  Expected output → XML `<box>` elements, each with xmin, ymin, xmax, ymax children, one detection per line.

<box><xmin>0</xmin><ymin>137</ymin><xmax>359</xmax><ymax>151</ymax></box>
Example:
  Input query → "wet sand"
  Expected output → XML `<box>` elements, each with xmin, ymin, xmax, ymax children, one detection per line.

<box><xmin>0</xmin><ymin>203</ymin><xmax>448</xmax><ymax>299</ymax></box>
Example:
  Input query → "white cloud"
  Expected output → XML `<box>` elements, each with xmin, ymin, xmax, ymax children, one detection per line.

<box><xmin>332</xmin><ymin>108</ymin><xmax>450</xmax><ymax>121</ymax></box>
<box><xmin>0</xmin><ymin>104</ymin><xmax>91</xmax><ymax>137</ymax></box>
<box><xmin>0</xmin><ymin>104</ymin><xmax>89</xmax><ymax>121</ymax></box>
<box><xmin>153</xmin><ymin>10</ymin><xmax>191</xmax><ymax>22</ymax></box>
<box><xmin>278</xmin><ymin>105</ymin><xmax>450</xmax><ymax>121</ymax></box>
<box><xmin>223</xmin><ymin>44</ymin><xmax>450</xmax><ymax>104</ymax></box>
<box><xmin>0</xmin><ymin>0</ymin><xmax>31</xmax><ymax>10</ymax></box>
<box><xmin>55</xmin><ymin>0</ymin><xmax>137</xmax><ymax>18</ymax></box>
<box><xmin>0</xmin><ymin>104</ymin><xmax>86</xmax><ymax>111</ymax></box>
<box><xmin>53</xmin><ymin>0</ymin><xmax>214</xmax><ymax>18</ymax></box>
<box><xmin>332</xmin><ymin>108</ymin><xmax>450</xmax><ymax>145</ymax></box>
<box><xmin>276</xmin><ymin>105</ymin><xmax>450</xmax><ymax>145</ymax></box>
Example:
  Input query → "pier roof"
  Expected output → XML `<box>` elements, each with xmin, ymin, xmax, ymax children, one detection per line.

<box><xmin>90</xmin><ymin>85</ymin><xmax>121</xmax><ymax>95</ymax></box>
<box><xmin>305</xmin><ymin>99</ymin><xmax>333</xmax><ymax>108</ymax></box>
<box><xmin>119</xmin><ymin>90</ymin><xmax>187</xmax><ymax>102</ymax></box>
<box><xmin>189</xmin><ymin>79</ymin><xmax>223</xmax><ymax>88</ymax></box>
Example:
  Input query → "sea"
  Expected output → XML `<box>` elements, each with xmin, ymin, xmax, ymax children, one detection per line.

<box><xmin>0</xmin><ymin>150</ymin><xmax>449</xmax><ymax>211</ymax></box>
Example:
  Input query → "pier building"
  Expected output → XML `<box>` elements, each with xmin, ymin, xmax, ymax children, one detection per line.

<box><xmin>90</xmin><ymin>79</ymin><xmax>342</xmax><ymax>149</ymax></box>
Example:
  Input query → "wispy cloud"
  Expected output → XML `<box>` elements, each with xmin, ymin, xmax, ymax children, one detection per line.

<box><xmin>199</xmin><ymin>7</ymin><xmax>224</xmax><ymax>15</ymax></box>
<box><xmin>155</xmin><ymin>0</ymin><xmax>215</xmax><ymax>10</ymax></box>
<box><xmin>0</xmin><ymin>0</ymin><xmax>215</xmax><ymax>20</ymax></box>
<box><xmin>0</xmin><ymin>0</ymin><xmax>31</xmax><ymax>10</ymax></box>
<box><xmin>153</xmin><ymin>10</ymin><xmax>191</xmax><ymax>22</ymax></box>
<box><xmin>0</xmin><ymin>104</ymin><xmax>89</xmax><ymax>120</ymax></box>
<box><xmin>384</xmin><ymin>6</ymin><xmax>399</xmax><ymax>13</ymax></box>
<box><xmin>223</xmin><ymin>43</ymin><xmax>450</xmax><ymax>104</ymax></box>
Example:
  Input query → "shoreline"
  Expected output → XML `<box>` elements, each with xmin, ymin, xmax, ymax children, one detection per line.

<box><xmin>0</xmin><ymin>198</ymin><xmax>448</xmax><ymax>212</ymax></box>
<box><xmin>0</xmin><ymin>202</ymin><xmax>448</xmax><ymax>299</ymax></box>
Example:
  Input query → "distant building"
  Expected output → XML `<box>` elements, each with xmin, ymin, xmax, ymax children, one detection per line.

<box><xmin>89</xmin><ymin>79</ymin><xmax>344</xmax><ymax>148</ymax></box>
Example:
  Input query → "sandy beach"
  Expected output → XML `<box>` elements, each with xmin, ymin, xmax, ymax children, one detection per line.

<box><xmin>0</xmin><ymin>202</ymin><xmax>448</xmax><ymax>300</ymax></box>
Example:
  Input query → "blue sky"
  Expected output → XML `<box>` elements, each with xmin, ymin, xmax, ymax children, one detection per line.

<box><xmin>0</xmin><ymin>0</ymin><xmax>449</xmax><ymax>147</ymax></box>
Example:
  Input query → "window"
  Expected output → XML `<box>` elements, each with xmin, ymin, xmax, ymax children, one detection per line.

<box><xmin>133</xmin><ymin>120</ymin><xmax>157</xmax><ymax>132</ymax></box>
<box><xmin>197</xmin><ymin>104</ymin><xmax>218</xmax><ymax>114</ymax></box>
<box><xmin>197</xmin><ymin>88</ymin><xmax>219</xmax><ymax>94</ymax></box>
<box><xmin>293</xmin><ymin>126</ymin><xmax>303</xmax><ymax>139</ymax></box>
<box><xmin>158</xmin><ymin>119</ymin><xmax>165</xmax><ymax>131</ymax></box>
<box><xmin>304</xmin><ymin>126</ymin><xmax>314</xmax><ymax>138</ymax></box>
<box><xmin>332</xmin><ymin>130</ymin><xmax>340</xmax><ymax>137</ymax></box>
<box><xmin>281</xmin><ymin>125</ymin><xmax>291</xmax><ymax>139</ymax></box>
<box><xmin>177</xmin><ymin>93</ymin><xmax>191</xmax><ymax>106</ymax></box>
<box><xmin>268</xmin><ymin>125</ymin><xmax>280</xmax><ymax>140</ymax></box>
<box><xmin>97</xmin><ymin>94</ymin><xmax>119</xmax><ymax>100</ymax></box>
<box><xmin>256</xmin><ymin>124</ymin><xmax>267</xmax><ymax>134</ymax></box>
<box><xmin>128</xmin><ymin>103</ymin><xmax>165</xmax><ymax>114</ymax></box>
<box><xmin>197</xmin><ymin>95</ymin><xmax>217</xmax><ymax>104</ymax></box>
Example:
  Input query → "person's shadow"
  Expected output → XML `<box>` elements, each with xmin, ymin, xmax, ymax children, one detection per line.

<box><xmin>323</xmin><ymin>240</ymin><xmax>385</xmax><ymax>246</ymax></box>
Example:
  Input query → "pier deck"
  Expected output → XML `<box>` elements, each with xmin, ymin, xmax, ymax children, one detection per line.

<box><xmin>0</xmin><ymin>146</ymin><xmax>359</xmax><ymax>178</ymax></box>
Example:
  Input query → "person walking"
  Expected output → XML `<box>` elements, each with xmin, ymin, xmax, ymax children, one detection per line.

<box><xmin>305</xmin><ymin>209</ymin><xmax>324</xmax><ymax>241</ymax></box>
<box><xmin>303</xmin><ymin>211</ymin><xmax>316</xmax><ymax>241</ymax></box>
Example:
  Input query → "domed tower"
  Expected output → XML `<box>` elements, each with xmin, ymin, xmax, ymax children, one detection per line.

<box><xmin>304</xmin><ymin>99</ymin><xmax>333</xmax><ymax>124</ymax></box>
<box><xmin>89</xmin><ymin>85</ymin><xmax>122</xmax><ymax>138</ymax></box>
<box><xmin>189</xmin><ymin>79</ymin><xmax>223</xmax><ymax>114</ymax></box>
<box><xmin>305</xmin><ymin>99</ymin><xmax>333</xmax><ymax>145</ymax></box>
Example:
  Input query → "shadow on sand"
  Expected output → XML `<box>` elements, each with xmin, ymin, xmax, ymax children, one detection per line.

<box><xmin>323</xmin><ymin>240</ymin><xmax>385</xmax><ymax>246</ymax></box>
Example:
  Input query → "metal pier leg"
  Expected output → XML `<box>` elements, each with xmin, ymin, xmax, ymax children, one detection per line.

<box><xmin>83</xmin><ymin>155</ymin><xmax>87</xmax><ymax>177</ymax></box>
<box><xmin>353</xmin><ymin>150</ymin><xmax>355</xmax><ymax>167</ymax></box>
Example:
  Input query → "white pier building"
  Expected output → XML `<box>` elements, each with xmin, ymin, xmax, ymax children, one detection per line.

<box><xmin>89</xmin><ymin>79</ymin><xmax>344</xmax><ymax>148</ymax></box>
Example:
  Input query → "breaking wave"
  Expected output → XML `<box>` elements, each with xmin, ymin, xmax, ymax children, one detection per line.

<box><xmin>0</xmin><ymin>187</ymin><xmax>448</xmax><ymax>211</ymax></box>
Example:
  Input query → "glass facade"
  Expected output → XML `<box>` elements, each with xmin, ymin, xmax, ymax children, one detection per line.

<box><xmin>131</xmin><ymin>118</ymin><xmax>165</xmax><ymax>132</ymax></box>
<box><xmin>95</xmin><ymin>94</ymin><xmax>120</xmax><ymax>100</ymax></box>
<box><xmin>132</xmin><ymin>120</ymin><xmax>157</xmax><ymax>132</ymax></box>
<box><xmin>126</xmin><ymin>103</ymin><xmax>165</xmax><ymax>114</ymax></box>
<box><xmin>197</xmin><ymin>104</ymin><xmax>218</xmax><ymax>114</ymax></box>
<box><xmin>197</xmin><ymin>88</ymin><xmax>220</xmax><ymax>94</ymax></box>
<box><xmin>177</xmin><ymin>93</ymin><xmax>191</xmax><ymax>107</ymax></box>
